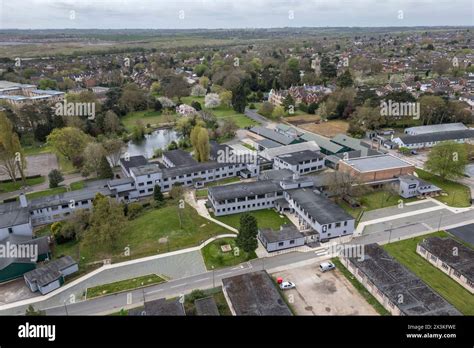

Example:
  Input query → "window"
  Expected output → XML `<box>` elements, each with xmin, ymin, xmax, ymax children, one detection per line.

<box><xmin>278</xmin><ymin>242</ymin><xmax>284</xmax><ymax>247</ymax></box>
<box><xmin>453</xmin><ymin>270</ymin><xmax>461</xmax><ymax>278</ymax></box>
<box><xmin>344</xmin><ymin>221</ymin><xmax>348</xmax><ymax>226</ymax></box>
<box><xmin>289</xmin><ymin>240</ymin><xmax>295</xmax><ymax>245</ymax></box>
<box><xmin>441</xmin><ymin>262</ymin><xmax>449</xmax><ymax>270</ymax></box>
<box><xmin>8</xmin><ymin>227</ymin><xmax>13</xmax><ymax>234</ymax></box>
<box><xmin>335</xmin><ymin>222</ymin><xmax>341</xmax><ymax>228</ymax></box>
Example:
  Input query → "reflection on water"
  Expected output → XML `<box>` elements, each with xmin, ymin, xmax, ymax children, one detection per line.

<box><xmin>126</xmin><ymin>129</ymin><xmax>180</xmax><ymax>159</ymax></box>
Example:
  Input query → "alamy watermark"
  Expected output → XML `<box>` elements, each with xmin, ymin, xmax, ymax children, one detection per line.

<box><xmin>217</xmin><ymin>147</ymin><xmax>257</xmax><ymax>165</ymax></box>
<box><xmin>328</xmin><ymin>244</ymin><xmax>365</xmax><ymax>261</ymax></box>
<box><xmin>380</xmin><ymin>100</ymin><xmax>420</xmax><ymax>120</ymax></box>
<box><xmin>0</xmin><ymin>242</ymin><xmax>38</xmax><ymax>262</ymax></box>
<box><xmin>54</xmin><ymin>99</ymin><xmax>96</xmax><ymax>120</ymax></box>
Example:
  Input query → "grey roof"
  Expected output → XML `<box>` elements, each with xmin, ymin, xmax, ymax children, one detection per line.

<box><xmin>120</xmin><ymin>155</ymin><xmax>148</xmax><ymax>174</ymax></box>
<box><xmin>130</xmin><ymin>164</ymin><xmax>162</xmax><ymax>177</ymax></box>
<box><xmin>163</xmin><ymin>149</ymin><xmax>197</xmax><ymax>167</ymax></box>
<box><xmin>208</xmin><ymin>180</ymin><xmax>282</xmax><ymax>201</ymax></box>
<box><xmin>398</xmin><ymin>129</ymin><xmax>474</xmax><ymax>145</ymax></box>
<box><xmin>0</xmin><ymin>203</ymin><xmax>30</xmax><ymax>229</ymax></box>
<box><xmin>299</xmin><ymin>133</ymin><xmax>344</xmax><ymax>154</ymax></box>
<box><xmin>29</xmin><ymin>187</ymin><xmax>112</xmax><ymax>210</ymax></box>
<box><xmin>24</xmin><ymin>256</ymin><xmax>77</xmax><ymax>287</ymax></box>
<box><xmin>287</xmin><ymin>188</ymin><xmax>353</xmax><ymax>224</ymax></box>
<box><xmin>347</xmin><ymin>244</ymin><xmax>461</xmax><ymax>316</ymax></box>
<box><xmin>250</xmin><ymin>126</ymin><xmax>295</xmax><ymax>145</ymax></box>
<box><xmin>419</xmin><ymin>237</ymin><xmax>474</xmax><ymax>282</ymax></box>
<box><xmin>341</xmin><ymin>154</ymin><xmax>413</xmax><ymax>173</ymax></box>
<box><xmin>259</xmin><ymin>225</ymin><xmax>304</xmax><ymax>244</ymax></box>
<box><xmin>331</xmin><ymin>134</ymin><xmax>368</xmax><ymax>152</ymax></box>
<box><xmin>276</xmin><ymin>150</ymin><xmax>324</xmax><ymax>165</ymax></box>
<box><xmin>405</xmin><ymin>123</ymin><xmax>467</xmax><ymax>135</ymax></box>
<box><xmin>261</xmin><ymin>140</ymin><xmax>320</xmax><ymax>159</ymax></box>
<box><xmin>222</xmin><ymin>270</ymin><xmax>292</xmax><ymax>316</ymax></box>
<box><xmin>108</xmin><ymin>177</ymin><xmax>135</xmax><ymax>187</ymax></box>
<box><xmin>129</xmin><ymin>298</ymin><xmax>186</xmax><ymax>316</ymax></box>
<box><xmin>447</xmin><ymin>224</ymin><xmax>474</xmax><ymax>246</ymax></box>
<box><xmin>258</xmin><ymin>169</ymin><xmax>294</xmax><ymax>182</ymax></box>
<box><xmin>210</xmin><ymin>141</ymin><xmax>233</xmax><ymax>160</ymax></box>
<box><xmin>256</xmin><ymin>139</ymin><xmax>281</xmax><ymax>149</ymax></box>
<box><xmin>194</xmin><ymin>296</ymin><xmax>220</xmax><ymax>316</ymax></box>
<box><xmin>162</xmin><ymin>161</ymin><xmax>239</xmax><ymax>179</ymax></box>
<box><xmin>0</xmin><ymin>235</ymin><xmax>50</xmax><ymax>270</ymax></box>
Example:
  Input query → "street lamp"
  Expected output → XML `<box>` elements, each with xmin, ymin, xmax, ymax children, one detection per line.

<box><xmin>63</xmin><ymin>301</ymin><xmax>69</xmax><ymax>316</ymax></box>
<box><xmin>388</xmin><ymin>223</ymin><xmax>393</xmax><ymax>244</ymax></box>
<box><xmin>212</xmin><ymin>266</ymin><xmax>215</xmax><ymax>288</ymax></box>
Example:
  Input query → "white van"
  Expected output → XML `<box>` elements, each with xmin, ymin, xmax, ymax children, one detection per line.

<box><xmin>319</xmin><ymin>261</ymin><xmax>336</xmax><ymax>272</ymax></box>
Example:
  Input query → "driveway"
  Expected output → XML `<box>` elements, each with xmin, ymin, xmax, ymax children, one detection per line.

<box><xmin>272</xmin><ymin>262</ymin><xmax>378</xmax><ymax>315</ymax></box>
<box><xmin>0</xmin><ymin>279</ymin><xmax>40</xmax><ymax>305</ymax></box>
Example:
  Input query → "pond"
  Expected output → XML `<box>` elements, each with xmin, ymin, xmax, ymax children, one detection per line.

<box><xmin>126</xmin><ymin>129</ymin><xmax>180</xmax><ymax>159</ymax></box>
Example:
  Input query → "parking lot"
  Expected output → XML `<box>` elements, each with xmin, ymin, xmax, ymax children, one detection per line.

<box><xmin>272</xmin><ymin>262</ymin><xmax>378</xmax><ymax>315</ymax></box>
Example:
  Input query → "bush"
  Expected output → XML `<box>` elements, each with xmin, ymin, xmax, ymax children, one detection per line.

<box><xmin>48</xmin><ymin>169</ymin><xmax>64</xmax><ymax>188</ymax></box>
<box><xmin>308</xmin><ymin>102</ymin><xmax>318</xmax><ymax>114</ymax></box>
<box><xmin>127</xmin><ymin>203</ymin><xmax>143</xmax><ymax>220</ymax></box>
<box><xmin>249</xmin><ymin>103</ymin><xmax>256</xmax><ymax>109</ymax></box>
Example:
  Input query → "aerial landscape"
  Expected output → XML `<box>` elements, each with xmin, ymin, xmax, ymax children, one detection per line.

<box><xmin>0</xmin><ymin>0</ymin><xmax>472</xmax><ymax>345</ymax></box>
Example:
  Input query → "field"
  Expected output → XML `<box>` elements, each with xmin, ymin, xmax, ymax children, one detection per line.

<box><xmin>201</xmin><ymin>237</ymin><xmax>256</xmax><ymax>270</ymax></box>
<box><xmin>213</xmin><ymin>209</ymin><xmax>292</xmax><ymax>230</ymax></box>
<box><xmin>86</xmin><ymin>274</ymin><xmax>166</xmax><ymax>299</ymax></box>
<box><xmin>383</xmin><ymin>231</ymin><xmax>474</xmax><ymax>315</ymax></box>
<box><xmin>299</xmin><ymin>120</ymin><xmax>349</xmax><ymax>137</ymax></box>
<box><xmin>0</xmin><ymin>176</ymin><xmax>45</xmax><ymax>194</ymax></box>
<box><xmin>121</xmin><ymin>110</ymin><xmax>177</xmax><ymax>131</ymax></box>
<box><xmin>416</xmin><ymin>169</ymin><xmax>471</xmax><ymax>207</ymax></box>
<box><xmin>285</xmin><ymin>114</ymin><xmax>321</xmax><ymax>126</ymax></box>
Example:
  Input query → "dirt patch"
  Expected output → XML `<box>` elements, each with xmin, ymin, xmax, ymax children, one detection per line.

<box><xmin>286</xmin><ymin>114</ymin><xmax>321</xmax><ymax>126</ymax></box>
<box><xmin>272</xmin><ymin>262</ymin><xmax>378</xmax><ymax>316</ymax></box>
<box><xmin>299</xmin><ymin>120</ymin><xmax>349</xmax><ymax>137</ymax></box>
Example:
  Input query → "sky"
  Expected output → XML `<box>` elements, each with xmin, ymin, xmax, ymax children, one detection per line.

<box><xmin>0</xmin><ymin>0</ymin><xmax>473</xmax><ymax>29</ymax></box>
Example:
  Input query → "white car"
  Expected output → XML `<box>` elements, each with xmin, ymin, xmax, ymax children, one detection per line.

<box><xmin>319</xmin><ymin>261</ymin><xmax>336</xmax><ymax>272</ymax></box>
<box><xmin>279</xmin><ymin>281</ymin><xmax>296</xmax><ymax>290</ymax></box>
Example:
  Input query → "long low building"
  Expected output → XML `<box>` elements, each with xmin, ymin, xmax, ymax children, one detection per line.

<box><xmin>417</xmin><ymin>237</ymin><xmax>474</xmax><ymax>294</ymax></box>
<box><xmin>273</xmin><ymin>150</ymin><xmax>325</xmax><ymax>175</ymax></box>
<box><xmin>338</xmin><ymin>154</ymin><xmax>415</xmax><ymax>183</ymax></box>
<box><xmin>340</xmin><ymin>244</ymin><xmax>461</xmax><ymax>315</ymax></box>
<box><xmin>393</xmin><ymin>129</ymin><xmax>474</xmax><ymax>149</ymax></box>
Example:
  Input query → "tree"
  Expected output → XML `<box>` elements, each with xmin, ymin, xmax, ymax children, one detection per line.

<box><xmin>98</xmin><ymin>156</ymin><xmax>114</xmax><ymax>179</ymax></box>
<box><xmin>131</xmin><ymin>121</ymin><xmax>145</xmax><ymax>141</ymax></box>
<box><xmin>103</xmin><ymin>110</ymin><xmax>121</xmax><ymax>134</ymax></box>
<box><xmin>320</xmin><ymin>56</ymin><xmax>337</xmax><ymax>79</ymax></box>
<box><xmin>191</xmin><ymin>84</ymin><xmax>206</xmax><ymax>97</ymax></box>
<box><xmin>48</xmin><ymin>169</ymin><xmax>64</xmax><ymax>188</ymax></box>
<box><xmin>219</xmin><ymin>90</ymin><xmax>232</xmax><ymax>107</ymax></box>
<box><xmin>84</xmin><ymin>196</ymin><xmax>126</xmax><ymax>251</ymax></box>
<box><xmin>190</xmin><ymin>126</ymin><xmax>210</xmax><ymax>162</ymax></box>
<box><xmin>153</xmin><ymin>184</ymin><xmax>164</xmax><ymax>204</ymax></box>
<box><xmin>218</xmin><ymin>118</ymin><xmax>238</xmax><ymax>138</ymax></box>
<box><xmin>82</xmin><ymin>143</ymin><xmax>106</xmax><ymax>177</ymax></box>
<box><xmin>191</xmin><ymin>100</ymin><xmax>202</xmax><ymax>111</ymax></box>
<box><xmin>169</xmin><ymin>184</ymin><xmax>184</xmax><ymax>200</ymax></box>
<box><xmin>161</xmin><ymin>74</ymin><xmax>189</xmax><ymax>101</ymax></box>
<box><xmin>425</xmin><ymin>141</ymin><xmax>468</xmax><ymax>180</ymax></box>
<box><xmin>308</xmin><ymin>102</ymin><xmax>318</xmax><ymax>114</ymax></box>
<box><xmin>118</xmin><ymin>83</ymin><xmax>147</xmax><ymax>112</ymax></box>
<box><xmin>38</xmin><ymin>79</ymin><xmax>57</xmax><ymax>90</ymax></box>
<box><xmin>282</xmin><ymin>94</ymin><xmax>295</xmax><ymax>112</ymax></box>
<box><xmin>102</xmin><ymin>138</ymin><xmax>125</xmax><ymax>167</ymax></box>
<box><xmin>204</xmin><ymin>93</ymin><xmax>221</xmax><ymax>109</ymax></box>
<box><xmin>258</xmin><ymin>102</ymin><xmax>274</xmax><ymax>118</ymax></box>
<box><xmin>236</xmin><ymin>213</ymin><xmax>258</xmax><ymax>253</ymax></box>
<box><xmin>199</xmin><ymin>76</ymin><xmax>210</xmax><ymax>88</ymax></box>
<box><xmin>336</xmin><ymin>70</ymin><xmax>354</xmax><ymax>88</ymax></box>
<box><xmin>272</xmin><ymin>105</ymin><xmax>285</xmax><ymax>119</ymax></box>
<box><xmin>232</xmin><ymin>84</ymin><xmax>247</xmax><ymax>113</ymax></box>
<box><xmin>154</xmin><ymin>99</ymin><xmax>163</xmax><ymax>112</ymax></box>
<box><xmin>0</xmin><ymin>112</ymin><xmax>26</xmax><ymax>183</ymax></box>
<box><xmin>47</xmin><ymin>127</ymin><xmax>92</xmax><ymax>161</ymax></box>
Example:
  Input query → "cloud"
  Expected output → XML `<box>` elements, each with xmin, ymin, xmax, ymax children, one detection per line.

<box><xmin>0</xmin><ymin>0</ymin><xmax>472</xmax><ymax>29</ymax></box>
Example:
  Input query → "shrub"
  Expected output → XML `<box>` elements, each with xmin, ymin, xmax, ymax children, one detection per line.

<box><xmin>127</xmin><ymin>203</ymin><xmax>143</xmax><ymax>220</ymax></box>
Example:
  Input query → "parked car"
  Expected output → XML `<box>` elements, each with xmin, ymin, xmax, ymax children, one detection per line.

<box><xmin>279</xmin><ymin>281</ymin><xmax>296</xmax><ymax>290</ymax></box>
<box><xmin>319</xmin><ymin>261</ymin><xmax>336</xmax><ymax>272</ymax></box>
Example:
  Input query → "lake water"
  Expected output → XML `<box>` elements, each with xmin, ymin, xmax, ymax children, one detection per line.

<box><xmin>126</xmin><ymin>129</ymin><xmax>180</xmax><ymax>159</ymax></box>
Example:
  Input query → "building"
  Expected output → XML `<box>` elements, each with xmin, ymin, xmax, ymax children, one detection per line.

<box><xmin>258</xmin><ymin>225</ymin><xmax>305</xmax><ymax>252</ymax></box>
<box><xmin>299</xmin><ymin>132</ymin><xmax>345</xmax><ymax>155</ymax></box>
<box><xmin>404</xmin><ymin>123</ymin><xmax>468</xmax><ymax>135</ymax></box>
<box><xmin>340</xmin><ymin>244</ymin><xmax>461</xmax><ymax>315</ymax></box>
<box><xmin>24</xmin><ymin>256</ymin><xmax>78</xmax><ymax>295</ymax></box>
<box><xmin>162</xmin><ymin>149</ymin><xmax>197</xmax><ymax>168</ymax></box>
<box><xmin>222</xmin><ymin>271</ymin><xmax>292</xmax><ymax>316</ymax></box>
<box><xmin>338</xmin><ymin>154</ymin><xmax>415</xmax><ymax>184</ymax></box>
<box><xmin>128</xmin><ymin>298</ymin><xmax>186</xmax><ymax>316</ymax></box>
<box><xmin>393</xmin><ymin>129</ymin><xmax>474</xmax><ymax>149</ymax></box>
<box><xmin>249</xmin><ymin>126</ymin><xmax>302</xmax><ymax>146</ymax></box>
<box><xmin>0</xmin><ymin>80</ymin><xmax>65</xmax><ymax>105</ymax></box>
<box><xmin>260</xmin><ymin>141</ymin><xmax>320</xmax><ymax>161</ymax></box>
<box><xmin>273</xmin><ymin>150</ymin><xmax>325</xmax><ymax>175</ymax></box>
<box><xmin>194</xmin><ymin>297</ymin><xmax>220</xmax><ymax>316</ymax></box>
<box><xmin>397</xmin><ymin>175</ymin><xmax>441</xmax><ymax>198</ymax></box>
<box><xmin>417</xmin><ymin>237</ymin><xmax>474</xmax><ymax>294</ymax></box>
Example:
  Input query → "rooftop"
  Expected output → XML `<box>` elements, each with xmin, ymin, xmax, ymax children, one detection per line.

<box><xmin>250</xmin><ymin>126</ymin><xmax>295</xmax><ymax>145</ymax></box>
<box><xmin>163</xmin><ymin>149</ymin><xmax>198</xmax><ymax>167</ymax></box>
<box><xmin>24</xmin><ymin>256</ymin><xmax>77</xmax><ymax>287</ymax></box>
<box><xmin>128</xmin><ymin>298</ymin><xmax>186</xmax><ymax>316</ymax></box>
<box><xmin>194</xmin><ymin>296</ymin><xmax>220</xmax><ymax>316</ymax></box>
<box><xmin>276</xmin><ymin>150</ymin><xmax>324</xmax><ymax>165</ymax></box>
<box><xmin>29</xmin><ymin>187</ymin><xmax>112</xmax><ymax>210</ymax></box>
<box><xmin>208</xmin><ymin>180</ymin><xmax>282</xmax><ymax>201</ymax></box>
<box><xmin>120</xmin><ymin>155</ymin><xmax>148</xmax><ymax>174</ymax></box>
<box><xmin>261</xmin><ymin>140</ymin><xmax>320</xmax><ymax>159</ymax></box>
<box><xmin>259</xmin><ymin>224</ymin><xmax>304</xmax><ymax>244</ymax></box>
<box><xmin>341</xmin><ymin>154</ymin><xmax>413</xmax><ymax>173</ymax></box>
<box><xmin>405</xmin><ymin>123</ymin><xmax>467</xmax><ymax>134</ymax></box>
<box><xmin>222</xmin><ymin>270</ymin><xmax>292</xmax><ymax>316</ymax></box>
<box><xmin>398</xmin><ymin>129</ymin><xmax>474</xmax><ymax>145</ymax></box>
<box><xmin>287</xmin><ymin>188</ymin><xmax>353</xmax><ymax>224</ymax></box>
<box><xmin>347</xmin><ymin>244</ymin><xmax>461</xmax><ymax>316</ymax></box>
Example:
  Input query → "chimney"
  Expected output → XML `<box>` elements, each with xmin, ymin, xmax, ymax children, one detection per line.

<box><xmin>19</xmin><ymin>193</ymin><xmax>28</xmax><ymax>208</ymax></box>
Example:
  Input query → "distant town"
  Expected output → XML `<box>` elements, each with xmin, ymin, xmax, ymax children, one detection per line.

<box><xmin>0</xmin><ymin>18</ymin><xmax>473</xmax><ymax>322</ymax></box>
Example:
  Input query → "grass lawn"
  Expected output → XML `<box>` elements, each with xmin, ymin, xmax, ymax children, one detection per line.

<box><xmin>196</xmin><ymin>188</ymin><xmax>208</xmax><ymax>198</ymax></box>
<box><xmin>213</xmin><ymin>209</ymin><xmax>292</xmax><ymax>230</ymax></box>
<box><xmin>183</xmin><ymin>287</ymin><xmax>232</xmax><ymax>315</ymax></box>
<box><xmin>0</xmin><ymin>176</ymin><xmax>45</xmax><ymax>193</ymax></box>
<box><xmin>383</xmin><ymin>231</ymin><xmax>474</xmax><ymax>315</ymax></box>
<box><xmin>122</xmin><ymin>110</ymin><xmax>177</xmax><ymax>131</ymax></box>
<box><xmin>339</xmin><ymin>190</ymin><xmax>417</xmax><ymax>219</ymax></box>
<box><xmin>86</xmin><ymin>274</ymin><xmax>166</xmax><ymax>299</ymax></box>
<box><xmin>23</xmin><ymin>143</ymin><xmax>53</xmax><ymax>155</ymax></box>
<box><xmin>416</xmin><ymin>169</ymin><xmax>471</xmax><ymax>207</ymax></box>
<box><xmin>332</xmin><ymin>258</ymin><xmax>390</xmax><ymax>315</ymax></box>
<box><xmin>69</xmin><ymin>181</ymin><xmax>85</xmax><ymax>191</ymax></box>
<box><xmin>201</xmin><ymin>237</ymin><xmax>256</xmax><ymax>270</ymax></box>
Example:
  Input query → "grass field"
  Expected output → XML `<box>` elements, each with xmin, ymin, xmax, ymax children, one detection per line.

<box><xmin>201</xmin><ymin>237</ymin><xmax>256</xmax><ymax>270</ymax></box>
<box><xmin>86</xmin><ymin>274</ymin><xmax>166</xmax><ymax>299</ymax></box>
<box><xmin>383</xmin><ymin>231</ymin><xmax>474</xmax><ymax>315</ymax></box>
<box><xmin>332</xmin><ymin>258</ymin><xmax>390</xmax><ymax>315</ymax></box>
<box><xmin>213</xmin><ymin>209</ymin><xmax>292</xmax><ymax>230</ymax></box>
<box><xmin>299</xmin><ymin>120</ymin><xmax>349</xmax><ymax>137</ymax></box>
<box><xmin>0</xmin><ymin>176</ymin><xmax>45</xmax><ymax>193</ymax></box>
<box><xmin>121</xmin><ymin>110</ymin><xmax>177</xmax><ymax>131</ymax></box>
<box><xmin>416</xmin><ymin>169</ymin><xmax>471</xmax><ymax>207</ymax></box>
